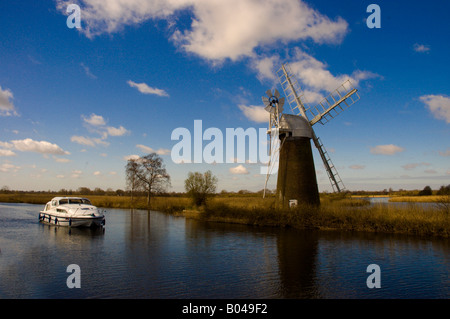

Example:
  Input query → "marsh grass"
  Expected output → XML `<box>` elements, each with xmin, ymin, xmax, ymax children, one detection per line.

<box><xmin>199</xmin><ymin>196</ymin><xmax>449</xmax><ymax>237</ymax></box>
<box><xmin>388</xmin><ymin>195</ymin><xmax>447</xmax><ymax>203</ymax></box>
<box><xmin>1</xmin><ymin>193</ymin><xmax>448</xmax><ymax>237</ymax></box>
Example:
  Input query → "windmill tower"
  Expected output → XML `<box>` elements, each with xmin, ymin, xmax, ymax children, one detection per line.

<box><xmin>263</xmin><ymin>63</ymin><xmax>360</xmax><ymax>207</ymax></box>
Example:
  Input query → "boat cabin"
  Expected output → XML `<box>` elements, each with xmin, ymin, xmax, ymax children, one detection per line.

<box><xmin>44</xmin><ymin>197</ymin><xmax>93</xmax><ymax>211</ymax></box>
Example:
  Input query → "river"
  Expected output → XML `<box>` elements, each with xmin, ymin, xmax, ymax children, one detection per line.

<box><xmin>0</xmin><ymin>202</ymin><xmax>448</xmax><ymax>299</ymax></box>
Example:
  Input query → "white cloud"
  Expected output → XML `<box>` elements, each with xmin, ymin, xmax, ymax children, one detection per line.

<box><xmin>10</xmin><ymin>138</ymin><xmax>70</xmax><ymax>155</ymax></box>
<box><xmin>251</xmin><ymin>55</ymin><xmax>280</xmax><ymax>82</ymax></box>
<box><xmin>171</xmin><ymin>0</ymin><xmax>348</xmax><ymax>62</ymax></box>
<box><xmin>56</xmin><ymin>0</ymin><xmax>348</xmax><ymax>62</ymax></box>
<box><xmin>250</xmin><ymin>49</ymin><xmax>379</xmax><ymax>106</ymax></box>
<box><xmin>71</xmin><ymin>135</ymin><xmax>96</xmax><ymax>147</ymax></box>
<box><xmin>127</xmin><ymin>80</ymin><xmax>169</xmax><ymax>97</ymax></box>
<box><xmin>420</xmin><ymin>94</ymin><xmax>450</xmax><ymax>124</ymax></box>
<box><xmin>0</xmin><ymin>149</ymin><xmax>16</xmax><ymax>157</ymax></box>
<box><xmin>71</xmin><ymin>170</ymin><xmax>82</xmax><ymax>178</ymax></box>
<box><xmin>53</xmin><ymin>156</ymin><xmax>71</xmax><ymax>163</ymax></box>
<box><xmin>0</xmin><ymin>85</ymin><xmax>18</xmax><ymax>116</ymax></box>
<box><xmin>413</xmin><ymin>43</ymin><xmax>430</xmax><ymax>53</ymax></box>
<box><xmin>123</xmin><ymin>154</ymin><xmax>141</xmax><ymax>161</ymax></box>
<box><xmin>0</xmin><ymin>141</ymin><xmax>13</xmax><ymax>149</ymax></box>
<box><xmin>238</xmin><ymin>104</ymin><xmax>269</xmax><ymax>123</ymax></box>
<box><xmin>82</xmin><ymin>113</ymin><xmax>106</xmax><ymax>126</ymax></box>
<box><xmin>136</xmin><ymin>144</ymin><xmax>171</xmax><ymax>155</ymax></box>
<box><xmin>106</xmin><ymin>125</ymin><xmax>129</xmax><ymax>136</ymax></box>
<box><xmin>288</xmin><ymin>49</ymin><xmax>380</xmax><ymax>93</ymax></box>
<box><xmin>0</xmin><ymin>162</ymin><xmax>20</xmax><ymax>173</ymax></box>
<box><xmin>76</xmin><ymin>113</ymin><xmax>129</xmax><ymax>146</ymax></box>
<box><xmin>71</xmin><ymin>135</ymin><xmax>109</xmax><ymax>147</ymax></box>
<box><xmin>93</xmin><ymin>171</ymin><xmax>102</xmax><ymax>176</ymax></box>
<box><xmin>370</xmin><ymin>144</ymin><xmax>404</xmax><ymax>155</ymax></box>
<box><xmin>229</xmin><ymin>164</ymin><xmax>249</xmax><ymax>175</ymax></box>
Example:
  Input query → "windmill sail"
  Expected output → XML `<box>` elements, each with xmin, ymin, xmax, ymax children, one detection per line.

<box><xmin>308</xmin><ymin>80</ymin><xmax>360</xmax><ymax>125</ymax></box>
<box><xmin>276</xmin><ymin>63</ymin><xmax>359</xmax><ymax>193</ymax></box>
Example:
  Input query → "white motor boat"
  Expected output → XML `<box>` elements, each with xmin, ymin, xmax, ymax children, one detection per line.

<box><xmin>39</xmin><ymin>197</ymin><xmax>105</xmax><ymax>228</ymax></box>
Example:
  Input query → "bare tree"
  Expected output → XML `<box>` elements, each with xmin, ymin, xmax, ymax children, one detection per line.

<box><xmin>125</xmin><ymin>158</ymin><xmax>142</xmax><ymax>204</ymax></box>
<box><xmin>130</xmin><ymin>153</ymin><xmax>171</xmax><ymax>208</ymax></box>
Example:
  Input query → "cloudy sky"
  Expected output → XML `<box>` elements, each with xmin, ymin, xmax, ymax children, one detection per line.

<box><xmin>0</xmin><ymin>0</ymin><xmax>449</xmax><ymax>192</ymax></box>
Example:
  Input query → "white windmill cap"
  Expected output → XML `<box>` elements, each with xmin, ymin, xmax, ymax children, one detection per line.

<box><xmin>279</xmin><ymin>114</ymin><xmax>312</xmax><ymax>138</ymax></box>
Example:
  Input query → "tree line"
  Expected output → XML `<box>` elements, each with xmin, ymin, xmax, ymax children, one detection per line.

<box><xmin>125</xmin><ymin>153</ymin><xmax>218</xmax><ymax>208</ymax></box>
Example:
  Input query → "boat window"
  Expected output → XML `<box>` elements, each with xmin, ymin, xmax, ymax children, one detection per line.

<box><xmin>59</xmin><ymin>199</ymin><xmax>68</xmax><ymax>205</ymax></box>
<box><xmin>68</xmin><ymin>198</ymin><xmax>83</xmax><ymax>204</ymax></box>
<box><xmin>45</xmin><ymin>204</ymin><xmax>50</xmax><ymax>211</ymax></box>
<box><xmin>57</xmin><ymin>209</ymin><xmax>67</xmax><ymax>213</ymax></box>
<box><xmin>81</xmin><ymin>199</ymin><xmax>92</xmax><ymax>205</ymax></box>
<box><xmin>52</xmin><ymin>200</ymin><xmax>57</xmax><ymax>206</ymax></box>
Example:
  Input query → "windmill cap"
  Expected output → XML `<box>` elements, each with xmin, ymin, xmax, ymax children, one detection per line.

<box><xmin>279</xmin><ymin>114</ymin><xmax>312</xmax><ymax>138</ymax></box>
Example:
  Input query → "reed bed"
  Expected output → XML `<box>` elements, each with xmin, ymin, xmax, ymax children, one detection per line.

<box><xmin>1</xmin><ymin>193</ymin><xmax>448</xmax><ymax>237</ymax></box>
<box><xmin>199</xmin><ymin>196</ymin><xmax>449</xmax><ymax>238</ymax></box>
<box><xmin>389</xmin><ymin>195</ymin><xmax>448</xmax><ymax>203</ymax></box>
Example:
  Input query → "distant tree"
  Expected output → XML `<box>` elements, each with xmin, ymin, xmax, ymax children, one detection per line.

<box><xmin>77</xmin><ymin>187</ymin><xmax>91</xmax><ymax>195</ymax></box>
<box><xmin>437</xmin><ymin>184</ymin><xmax>450</xmax><ymax>195</ymax></box>
<box><xmin>127</xmin><ymin>153</ymin><xmax>171</xmax><ymax>208</ymax></box>
<box><xmin>418</xmin><ymin>185</ymin><xmax>433</xmax><ymax>196</ymax></box>
<box><xmin>94</xmin><ymin>187</ymin><xmax>105</xmax><ymax>195</ymax></box>
<box><xmin>1</xmin><ymin>186</ymin><xmax>11</xmax><ymax>194</ymax></box>
<box><xmin>184</xmin><ymin>170</ymin><xmax>218</xmax><ymax>207</ymax></box>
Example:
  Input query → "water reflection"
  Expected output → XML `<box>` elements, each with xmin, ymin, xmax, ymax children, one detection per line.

<box><xmin>276</xmin><ymin>229</ymin><xmax>319</xmax><ymax>298</ymax></box>
<box><xmin>0</xmin><ymin>204</ymin><xmax>448</xmax><ymax>298</ymax></box>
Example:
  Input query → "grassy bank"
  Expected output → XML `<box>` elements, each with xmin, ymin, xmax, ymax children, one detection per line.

<box><xmin>388</xmin><ymin>195</ymin><xmax>449</xmax><ymax>203</ymax></box>
<box><xmin>194</xmin><ymin>196</ymin><xmax>449</xmax><ymax>238</ymax></box>
<box><xmin>1</xmin><ymin>193</ymin><xmax>448</xmax><ymax>238</ymax></box>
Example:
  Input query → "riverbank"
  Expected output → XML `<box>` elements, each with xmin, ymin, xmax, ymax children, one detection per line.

<box><xmin>0</xmin><ymin>193</ymin><xmax>448</xmax><ymax>238</ymax></box>
<box><xmin>181</xmin><ymin>199</ymin><xmax>449</xmax><ymax>238</ymax></box>
<box><xmin>352</xmin><ymin>194</ymin><xmax>449</xmax><ymax>203</ymax></box>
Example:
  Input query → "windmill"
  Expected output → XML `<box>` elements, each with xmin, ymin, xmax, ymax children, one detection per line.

<box><xmin>262</xmin><ymin>63</ymin><xmax>360</xmax><ymax>207</ymax></box>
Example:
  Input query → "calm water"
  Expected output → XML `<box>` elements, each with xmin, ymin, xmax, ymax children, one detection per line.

<box><xmin>0</xmin><ymin>202</ymin><xmax>448</xmax><ymax>299</ymax></box>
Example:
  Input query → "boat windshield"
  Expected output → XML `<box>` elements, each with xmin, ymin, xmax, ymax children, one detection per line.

<box><xmin>81</xmin><ymin>199</ymin><xmax>92</xmax><ymax>205</ymax></box>
<box><xmin>58</xmin><ymin>198</ymin><xmax>92</xmax><ymax>205</ymax></box>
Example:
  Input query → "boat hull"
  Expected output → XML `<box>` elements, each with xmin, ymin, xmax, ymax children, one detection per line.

<box><xmin>39</xmin><ymin>212</ymin><xmax>105</xmax><ymax>228</ymax></box>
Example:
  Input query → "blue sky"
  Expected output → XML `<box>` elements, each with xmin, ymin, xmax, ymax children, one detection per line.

<box><xmin>0</xmin><ymin>0</ymin><xmax>449</xmax><ymax>193</ymax></box>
